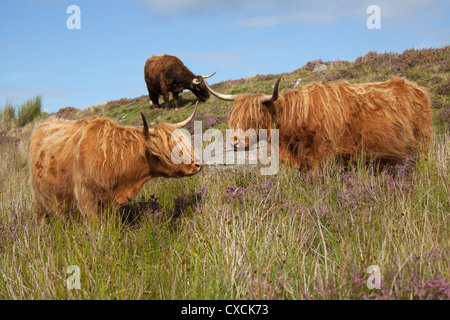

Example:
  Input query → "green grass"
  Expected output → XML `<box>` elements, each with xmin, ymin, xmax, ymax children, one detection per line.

<box><xmin>0</xmin><ymin>46</ymin><xmax>449</xmax><ymax>299</ymax></box>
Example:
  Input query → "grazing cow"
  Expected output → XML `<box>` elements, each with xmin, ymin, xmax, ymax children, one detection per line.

<box><xmin>29</xmin><ymin>103</ymin><xmax>201</xmax><ymax>221</ymax></box>
<box><xmin>204</xmin><ymin>77</ymin><xmax>432</xmax><ymax>173</ymax></box>
<box><xmin>144</xmin><ymin>54</ymin><xmax>214</xmax><ymax>110</ymax></box>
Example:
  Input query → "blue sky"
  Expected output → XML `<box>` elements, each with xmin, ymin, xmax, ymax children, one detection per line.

<box><xmin>1</xmin><ymin>0</ymin><xmax>449</xmax><ymax>113</ymax></box>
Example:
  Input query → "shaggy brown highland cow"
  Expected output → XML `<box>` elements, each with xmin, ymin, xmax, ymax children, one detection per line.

<box><xmin>29</xmin><ymin>104</ymin><xmax>201</xmax><ymax>221</ymax></box>
<box><xmin>204</xmin><ymin>77</ymin><xmax>432</xmax><ymax>173</ymax></box>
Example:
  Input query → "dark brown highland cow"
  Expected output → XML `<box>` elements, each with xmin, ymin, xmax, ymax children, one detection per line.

<box><xmin>204</xmin><ymin>77</ymin><xmax>432</xmax><ymax>174</ymax></box>
<box><xmin>144</xmin><ymin>54</ymin><xmax>214</xmax><ymax>109</ymax></box>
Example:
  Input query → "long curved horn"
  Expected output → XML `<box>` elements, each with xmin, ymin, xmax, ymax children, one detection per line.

<box><xmin>203</xmin><ymin>79</ymin><xmax>236</xmax><ymax>101</ymax></box>
<box><xmin>192</xmin><ymin>72</ymin><xmax>217</xmax><ymax>86</ymax></box>
<box><xmin>260</xmin><ymin>77</ymin><xmax>281</xmax><ymax>104</ymax></box>
<box><xmin>141</xmin><ymin>112</ymin><xmax>155</xmax><ymax>137</ymax></box>
<box><xmin>173</xmin><ymin>101</ymin><xmax>198</xmax><ymax>128</ymax></box>
<box><xmin>201</xmin><ymin>71</ymin><xmax>216</xmax><ymax>79</ymax></box>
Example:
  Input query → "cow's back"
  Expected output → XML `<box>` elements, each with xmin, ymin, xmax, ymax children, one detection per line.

<box><xmin>277</xmin><ymin>77</ymin><xmax>431</xmax><ymax>165</ymax></box>
<box><xmin>144</xmin><ymin>55</ymin><xmax>185</xmax><ymax>90</ymax></box>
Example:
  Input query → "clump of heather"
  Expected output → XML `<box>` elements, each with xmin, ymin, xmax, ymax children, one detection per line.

<box><xmin>302</xmin><ymin>59</ymin><xmax>324</xmax><ymax>71</ymax></box>
<box><xmin>143</xmin><ymin>194</ymin><xmax>161</xmax><ymax>215</ymax></box>
<box><xmin>225</xmin><ymin>180</ymin><xmax>275</xmax><ymax>204</ymax></box>
<box><xmin>185</xmin><ymin>114</ymin><xmax>203</xmax><ymax>133</ymax></box>
<box><xmin>338</xmin><ymin>172</ymin><xmax>380</xmax><ymax>214</ymax></box>
<box><xmin>387</xmin><ymin>156</ymin><xmax>416</xmax><ymax>191</ymax></box>
<box><xmin>327</xmin><ymin>71</ymin><xmax>343</xmax><ymax>82</ymax></box>
<box><xmin>354</xmin><ymin>47</ymin><xmax>449</xmax><ymax>77</ymax></box>
<box><xmin>0</xmin><ymin>212</ymin><xmax>19</xmax><ymax>245</ymax></box>
<box><xmin>308</xmin><ymin>249</ymin><xmax>450</xmax><ymax>300</ymax></box>
<box><xmin>104</xmin><ymin>98</ymin><xmax>129</xmax><ymax>110</ymax></box>
<box><xmin>185</xmin><ymin>115</ymin><xmax>219</xmax><ymax>134</ymax></box>
<box><xmin>365</xmin><ymin>250</ymin><xmax>450</xmax><ymax>300</ymax></box>
<box><xmin>169</xmin><ymin>186</ymin><xmax>206</xmax><ymax>219</ymax></box>
<box><xmin>440</xmin><ymin>104</ymin><xmax>450</xmax><ymax>124</ymax></box>
<box><xmin>436</xmin><ymin>81</ymin><xmax>450</xmax><ymax>95</ymax></box>
<box><xmin>121</xmin><ymin>194</ymin><xmax>162</xmax><ymax>221</ymax></box>
<box><xmin>225</xmin><ymin>185</ymin><xmax>245</xmax><ymax>201</ymax></box>
<box><xmin>127</xmin><ymin>95</ymin><xmax>148</xmax><ymax>104</ymax></box>
<box><xmin>205</xmin><ymin>116</ymin><xmax>218</xmax><ymax>128</ymax></box>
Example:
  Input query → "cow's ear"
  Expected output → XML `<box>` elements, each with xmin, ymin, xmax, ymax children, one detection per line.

<box><xmin>141</xmin><ymin>112</ymin><xmax>155</xmax><ymax>138</ymax></box>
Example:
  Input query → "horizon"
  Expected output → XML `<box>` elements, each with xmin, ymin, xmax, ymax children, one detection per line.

<box><xmin>1</xmin><ymin>0</ymin><xmax>449</xmax><ymax>113</ymax></box>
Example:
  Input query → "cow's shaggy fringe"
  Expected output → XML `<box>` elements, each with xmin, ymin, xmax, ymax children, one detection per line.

<box><xmin>229</xmin><ymin>77</ymin><xmax>432</xmax><ymax>171</ymax></box>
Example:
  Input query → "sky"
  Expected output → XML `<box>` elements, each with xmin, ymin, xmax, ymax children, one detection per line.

<box><xmin>0</xmin><ymin>0</ymin><xmax>449</xmax><ymax>113</ymax></box>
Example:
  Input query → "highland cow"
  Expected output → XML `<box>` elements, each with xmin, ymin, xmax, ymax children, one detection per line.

<box><xmin>204</xmin><ymin>77</ymin><xmax>432</xmax><ymax>173</ymax></box>
<box><xmin>144</xmin><ymin>54</ymin><xmax>214</xmax><ymax>110</ymax></box>
<box><xmin>29</xmin><ymin>104</ymin><xmax>201</xmax><ymax>221</ymax></box>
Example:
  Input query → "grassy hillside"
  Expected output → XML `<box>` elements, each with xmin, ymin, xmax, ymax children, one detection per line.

<box><xmin>46</xmin><ymin>46</ymin><xmax>449</xmax><ymax>135</ymax></box>
<box><xmin>0</xmin><ymin>47</ymin><xmax>449</xmax><ymax>300</ymax></box>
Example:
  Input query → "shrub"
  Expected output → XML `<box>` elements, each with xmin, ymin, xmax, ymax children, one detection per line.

<box><xmin>0</xmin><ymin>102</ymin><xmax>16</xmax><ymax>133</ymax></box>
<box><xmin>17</xmin><ymin>96</ymin><xmax>42</xmax><ymax>127</ymax></box>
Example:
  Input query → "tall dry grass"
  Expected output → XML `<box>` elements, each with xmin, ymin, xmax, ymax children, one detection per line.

<box><xmin>0</xmin><ymin>125</ymin><xmax>448</xmax><ymax>299</ymax></box>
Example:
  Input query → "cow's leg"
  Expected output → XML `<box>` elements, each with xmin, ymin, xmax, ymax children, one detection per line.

<box><xmin>162</xmin><ymin>92</ymin><xmax>170</xmax><ymax>110</ymax></box>
<box><xmin>74</xmin><ymin>184</ymin><xmax>100</xmax><ymax>223</ymax></box>
<box><xmin>114</xmin><ymin>179</ymin><xmax>148</xmax><ymax>205</ymax></box>
<box><xmin>146</xmin><ymin>83</ymin><xmax>159</xmax><ymax>108</ymax></box>
<box><xmin>149</xmin><ymin>92</ymin><xmax>160</xmax><ymax>109</ymax></box>
<box><xmin>279</xmin><ymin>146</ymin><xmax>303</xmax><ymax>170</ymax></box>
<box><xmin>172</xmin><ymin>92</ymin><xmax>180</xmax><ymax>110</ymax></box>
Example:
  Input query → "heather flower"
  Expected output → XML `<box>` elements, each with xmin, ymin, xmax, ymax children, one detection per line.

<box><xmin>225</xmin><ymin>180</ymin><xmax>275</xmax><ymax>203</ymax></box>
<box><xmin>146</xmin><ymin>194</ymin><xmax>160</xmax><ymax>214</ymax></box>
<box><xmin>302</xmin><ymin>59</ymin><xmax>324</xmax><ymax>71</ymax></box>
<box><xmin>327</xmin><ymin>72</ymin><xmax>343</xmax><ymax>82</ymax></box>
<box><xmin>185</xmin><ymin>115</ymin><xmax>203</xmax><ymax>133</ymax></box>
<box><xmin>169</xmin><ymin>186</ymin><xmax>206</xmax><ymax>218</ymax></box>
<box><xmin>389</xmin><ymin>156</ymin><xmax>416</xmax><ymax>190</ymax></box>
<box><xmin>225</xmin><ymin>184</ymin><xmax>245</xmax><ymax>201</ymax></box>
<box><xmin>170</xmin><ymin>196</ymin><xmax>190</xmax><ymax>219</ymax></box>
<box><xmin>104</xmin><ymin>98</ymin><xmax>129</xmax><ymax>110</ymax></box>
<box><xmin>205</xmin><ymin>116</ymin><xmax>218</xmax><ymax>128</ymax></box>
<box><xmin>124</xmin><ymin>194</ymin><xmax>161</xmax><ymax>218</ymax></box>
<box><xmin>338</xmin><ymin>172</ymin><xmax>380</xmax><ymax>213</ymax></box>
<box><xmin>437</xmin><ymin>81</ymin><xmax>450</xmax><ymax>95</ymax></box>
<box><xmin>439</xmin><ymin>104</ymin><xmax>450</xmax><ymax>124</ymax></box>
<box><xmin>0</xmin><ymin>212</ymin><xmax>19</xmax><ymax>244</ymax></box>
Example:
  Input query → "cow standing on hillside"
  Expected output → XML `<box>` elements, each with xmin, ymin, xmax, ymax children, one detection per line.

<box><xmin>29</xmin><ymin>103</ymin><xmax>201</xmax><ymax>222</ymax></box>
<box><xmin>204</xmin><ymin>77</ymin><xmax>432</xmax><ymax>173</ymax></box>
<box><xmin>144</xmin><ymin>54</ymin><xmax>214</xmax><ymax>110</ymax></box>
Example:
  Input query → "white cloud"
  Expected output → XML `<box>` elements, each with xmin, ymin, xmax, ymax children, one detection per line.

<box><xmin>137</xmin><ymin>0</ymin><xmax>243</xmax><ymax>15</ymax></box>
